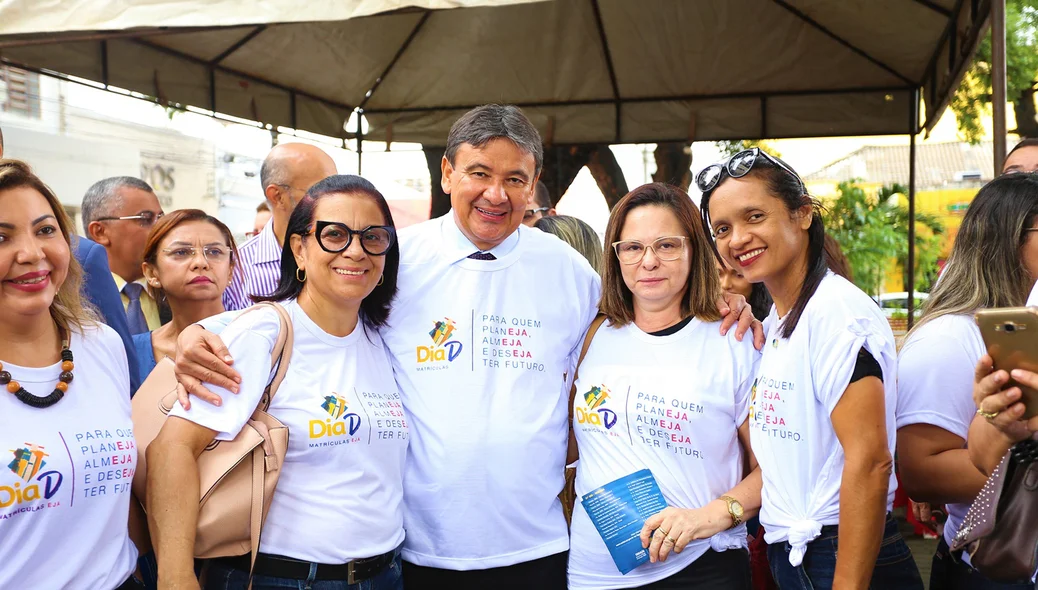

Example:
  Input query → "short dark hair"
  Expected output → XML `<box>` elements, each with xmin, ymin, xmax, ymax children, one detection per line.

<box><xmin>256</xmin><ymin>175</ymin><xmax>399</xmax><ymax>329</ymax></box>
<box><xmin>533</xmin><ymin>181</ymin><xmax>552</xmax><ymax>209</ymax></box>
<box><xmin>1008</xmin><ymin>137</ymin><xmax>1038</xmax><ymax>158</ymax></box>
<box><xmin>256</xmin><ymin>201</ymin><xmax>270</xmax><ymax>213</ymax></box>
<box><xmin>445</xmin><ymin>105</ymin><xmax>543</xmax><ymax>175</ymax></box>
<box><xmin>81</xmin><ymin>176</ymin><xmax>156</xmax><ymax>226</ymax></box>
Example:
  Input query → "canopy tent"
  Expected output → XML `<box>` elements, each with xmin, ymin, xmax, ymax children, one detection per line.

<box><xmin>0</xmin><ymin>0</ymin><xmax>992</xmax><ymax>146</ymax></box>
<box><xmin>0</xmin><ymin>0</ymin><xmax>1005</xmax><ymax>327</ymax></box>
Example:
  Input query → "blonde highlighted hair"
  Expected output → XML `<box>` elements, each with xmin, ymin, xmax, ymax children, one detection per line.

<box><xmin>910</xmin><ymin>173</ymin><xmax>1038</xmax><ymax>337</ymax></box>
<box><xmin>0</xmin><ymin>159</ymin><xmax>97</xmax><ymax>333</ymax></box>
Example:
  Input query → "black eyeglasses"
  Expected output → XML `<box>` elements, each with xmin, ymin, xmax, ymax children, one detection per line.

<box><xmin>95</xmin><ymin>211</ymin><xmax>164</xmax><ymax>227</ymax></box>
<box><xmin>308</xmin><ymin>221</ymin><xmax>396</xmax><ymax>256</ymax></box>
<box><xmin>695</xmin><ymin>148</ymin><xmax>805</xmax><ymax>194</ymax></box>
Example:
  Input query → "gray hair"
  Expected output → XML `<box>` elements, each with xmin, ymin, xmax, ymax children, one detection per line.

<box><xmin>81</xmin><ymin>176</ymin><xmax>155</xmax><ymax>226</ymax></box>
<box><xmin>445</xmin><ymin>104</ymin><xmax>543</xmax><ymax>175</ymax></box>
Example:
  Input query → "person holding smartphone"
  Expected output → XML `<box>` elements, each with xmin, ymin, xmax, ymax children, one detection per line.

<box><xmin>700</xmin><ymin>148</ymin><xmax>923</xmax><ymax>589</ymax></box>
<box><xmin>897</xmin><ymin>173</ymin><xmax>1038</xmax><ymax>590</ymax></box>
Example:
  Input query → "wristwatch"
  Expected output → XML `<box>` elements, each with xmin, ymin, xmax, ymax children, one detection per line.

<box><xmin>720</xmin><ymin>495</ymin><xmax>744</xmax><ymax>528</ymax></box>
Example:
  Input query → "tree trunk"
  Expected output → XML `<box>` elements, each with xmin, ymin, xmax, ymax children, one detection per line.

<box><xmin>652</xmin><ymin>142</ymin><xmax>693</xmax><ymax>191</ymax></box>
<box><xmin>1012</xmin><ymin>85</ymin><xmax>1038</xmax><ymax>139</ymax></box>
<box><xmin>540</xmin><ymin>145</ymin><xmax>594</xmax><ymax>206</ymax></box>
<box><xmin>423</xmin><ymin>145</ymin><xmax>451</xmax><ymax>219</ymax></box>
<box><xmin>586</xmin><ymin>145</ymin><xmax>629</xmax><ymax>210</ymax></box>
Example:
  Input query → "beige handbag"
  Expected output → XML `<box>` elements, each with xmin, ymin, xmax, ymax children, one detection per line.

<box><xmin>131</xmin><ymin>302</ymin><xmax>293</xmax><ymax>573</ymax></box>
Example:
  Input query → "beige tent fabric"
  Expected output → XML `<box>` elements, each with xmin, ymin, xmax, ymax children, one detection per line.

<box><xmin>0</xmin><ymin>0</ymin><xmax>981</xmax><ymax>143</ymax></box>
<box><xmin>0</xmin><ymin>0</ymin><xmax>545</xmax><ymax>35</ymax></box>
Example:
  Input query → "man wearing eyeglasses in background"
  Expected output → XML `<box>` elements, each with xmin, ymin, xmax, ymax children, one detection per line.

<box><xmin>522</xmin><ymin>180</ymin><xmax>556</xmax><ymax>227</ymax></box>
<box><xmin>222</xmin><ymin>142</ymin><xmax>337</xmax><ymax>311</ymax></box>
<box><xmin>83</xmin><ymin>176</ymin><xmax>166</xmax><ymax>335</ymax></box>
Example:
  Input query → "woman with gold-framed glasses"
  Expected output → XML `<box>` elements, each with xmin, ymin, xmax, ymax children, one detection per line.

<box><xmin>132</xmin><ymin>210</ymin><xmax>239</xmax><ymax>391</ymax></box>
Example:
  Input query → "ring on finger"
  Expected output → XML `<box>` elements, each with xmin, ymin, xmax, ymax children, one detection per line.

<box><xmin>976</xmin><ymin>407</ymin><xmax>1000</xmax><ymax>420</ymax></box>
<box><xmin>664</xmin><ymin>536</ymin><xmax>677</xmax><ymax>544</ymax></box>
<box><xmin>655</xmin><ymin>528</ymin><xmax>668</xmax><ymax>537</ymax></box>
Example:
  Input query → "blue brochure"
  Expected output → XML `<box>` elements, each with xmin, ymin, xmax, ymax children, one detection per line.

<box><xmin>581</xmin><ymin>468</ymin><xmax>668</xmax><ymax>574</ymax></box>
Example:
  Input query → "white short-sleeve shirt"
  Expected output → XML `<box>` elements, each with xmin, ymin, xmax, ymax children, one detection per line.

<box><xmin>170</xmin><ymin>299</ymin><xmax>408</xmax><ymax>563</ymax></box>
<box><xmin>567</xmin><ymin>318</ymin><xmax>760</xmax><ymax>589</ymax></box>
<box><xmin>0</xmin><ymin>324</ymin><xmax>138</xmax><ymax>589</ymax></box>
<box><xmin>380</xmin><ymin>214</ymin><xmax>601</xmax><ymax>570</ymax></box>
<box><xmin>750</xmin><ymin>273</ymin><xmax>899</xmax><ymax>566</ymax></box>
<box><xmin>897</xmin><ymin>313</ymin><xmax>985</xmax><ymax>549</ymax></box>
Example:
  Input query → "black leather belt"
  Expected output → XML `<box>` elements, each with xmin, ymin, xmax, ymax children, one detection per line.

<box><xmin>216</xmin><ymin>549</ymin><xmax>396</xmax><ymax>584</ymax></box>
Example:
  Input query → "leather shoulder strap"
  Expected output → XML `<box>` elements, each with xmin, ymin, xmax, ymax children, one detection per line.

<box><xmin>246</xmin><ymin>302</ymin><xmax>294</xmax><ymax>412</ymax></box>
<box><xmin>568</xmin><ymin>314</ymin><xmax>608</xmax><ymax>421</ymax></box>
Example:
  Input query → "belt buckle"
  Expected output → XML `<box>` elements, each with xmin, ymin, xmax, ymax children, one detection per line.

<box><xmin>347</xmin><ymin>561</ymin><xmax>357</xmax><ymax>585</ymax></box>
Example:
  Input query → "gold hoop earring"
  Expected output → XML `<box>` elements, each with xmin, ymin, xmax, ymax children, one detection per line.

<box><xmin>296</xmin><ymin>268</ymin><xmax>306</xmax><ymax>282</ymax></box>
<box><xmin>377</xmin><ymin>275</ymin><xmax>384</xmax><ymax>286</ymax></box>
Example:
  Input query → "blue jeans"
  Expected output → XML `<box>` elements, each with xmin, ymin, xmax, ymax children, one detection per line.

<box><xmin>930</xmin><ymin>537</ymin><xmax>1035</xmax><ymax>590</ymax></box>
<box><xmin>203</xmin><ymin>551</ymin><xmax>403</xmax><ymax>590</ymax></box>
<box><xmin>767</xmin><ymin>514</ymin><xmax>924</xmax><ymax>589</ymax></box>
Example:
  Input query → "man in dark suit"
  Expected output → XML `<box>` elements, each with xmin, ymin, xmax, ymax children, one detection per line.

<box><xmin>74</xmin><ymin>235</ymin><xmax>142</xmax><ymax>393</ymax></box>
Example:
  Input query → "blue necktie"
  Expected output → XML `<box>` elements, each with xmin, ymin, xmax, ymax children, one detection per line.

<box><xmin>468</xmin><ymin>251</ymin><xmax>496</xmax><ymax>260</ymax></box>
<box><xmin>122</xmin><ymin>282</ymin><xmax>150</xmax><ymax>335</ymax></box>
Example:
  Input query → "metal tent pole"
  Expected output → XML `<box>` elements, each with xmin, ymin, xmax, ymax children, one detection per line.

<box><xmin>907</xmin><ymin>89</ymin><xmax>918</xmax><ymax>331</ymax></box>
<box><xmin>357</xmin><ymin>109</ymin><xmax>365</xmax><ymax>175</ymax></box>
<box><xmin>993</xmin><ymin>0</ymin><xmax>1007</xmax><ymax>170</ymax></box>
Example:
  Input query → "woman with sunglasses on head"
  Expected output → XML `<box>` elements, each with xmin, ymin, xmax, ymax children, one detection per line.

<box><xmin>700</xmin><ymin>149</ymin><xmax>923</xmax><ymax>590</ymax></box>
<box><xmin>567</xmin><ymin>183</ymin><xmax>761</xmax><ymax>590</ymax></box>
<box><xmin>0</xmin><ymin>160</ymin><xmax>145</xmax><ymax>589</ymax></box>
<box><xmin>896</xmin><ymin>173</ymin><xmax>1038</xmax><ymax>590</ymax></box>
<box><xmin>146</xmin><ymin>175</ymin><xmax>408</xmax><ymax>590</ymax></box>
<box><xmin>132</xmin><ymin>210</ymin><xmax>238</xmax><ymax>391</ymax></box>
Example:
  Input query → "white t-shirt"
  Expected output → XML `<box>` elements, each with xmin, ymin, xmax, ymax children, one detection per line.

<box><xmin>0</xmin><ymin>324</ymin><xmax>138</xmax><ymax>590</ymax></box>
<box><xmin>567</xmin><ymin>318</ymin><xmax>760</xmax><ymax>589</ymax></box>
<box><xmin>380</xmin><ymin>213</ymin><xmax>601</xmax><ymax>569</ymax></box>
<box><xmin>171</xmin><ymin>299</ymin><xmax>408</xmax><ymax>563</ymax></box>
<box><xmin>896</xmin><ymin>313</ymin><xmax>985</xmax><ymax>550</ymax></box>
<box><xmin>751</xmin><ymin>272</ymin><xmax>899</xmax><ymax>566</ymax></box>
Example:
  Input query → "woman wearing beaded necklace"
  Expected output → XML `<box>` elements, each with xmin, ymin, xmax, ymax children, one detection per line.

<box><xmin>0</xmin><ymin>159</ymin><xmax>145</xmax><ymax>589</ymax></box>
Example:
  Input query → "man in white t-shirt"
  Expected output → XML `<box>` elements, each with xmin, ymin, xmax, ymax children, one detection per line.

<box><xmin>173</xmin><ymin>105</ymin><xmax>760</xmax><ymax>589</ymax></box>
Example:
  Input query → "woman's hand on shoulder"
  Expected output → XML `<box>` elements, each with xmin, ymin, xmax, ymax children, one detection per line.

<box><xmin>717</xmin><ymin>292</ymin><xmax>765</xmax><ymax>350</ymax></box>
<box><xmin>639</xmin><ymin>502</ymin><xmax>732</xmax><ymax>563</ymax></box>
<box><xmin>173</xmin><ymin>324</ymin><xmax>240</xmax><ymax>411</ymax></box>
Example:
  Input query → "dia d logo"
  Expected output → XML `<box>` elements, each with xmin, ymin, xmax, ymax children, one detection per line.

<box><xmin>3</xmin><ymin>443</ymin><xmax>62</xmax><ymax>508</ymax></box>
<box><xmin>416</xmin><ymin>317</ymin><xmax>463</xmax><ymax>363</ymax></box>
<box><xmin>310</xmin><ymin>395</ymin><xmax>362</xmax><ymax>439</ymax></box>
<box><xmin>576</xmin><ymin>385</ymin><xmax>618</xmax><ymax>429</ymax></box>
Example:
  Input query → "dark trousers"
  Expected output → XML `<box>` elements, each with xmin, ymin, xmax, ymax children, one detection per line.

<box><xmin>767</xmin><ymin>514</ymin><xmax>924</xmax><ymax>590</ymax></box>
<box><xmin>639</xmin><ymin>548</ymin><xmax>752</xmax><ymax>590</ymax></box>
<box><xmin>930</xmin><ymin>537</ymin><xmax>1035</xmax><ymax>590</ymax></box>
<box><xmin>402</xmin><ymin>551</ymin><xmax>567</xmax><ymax>590</ymax></box>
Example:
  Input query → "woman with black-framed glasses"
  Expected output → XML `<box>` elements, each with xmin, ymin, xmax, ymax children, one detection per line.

<box><xmin>146</xmin><ymin>175</ymin><xmax>408</xmax><ymax>590</ymax></box>
<box><xmin>700</xmin><ymin>149</ymin><xmax>923</xmax><ymax>590</ymax></box>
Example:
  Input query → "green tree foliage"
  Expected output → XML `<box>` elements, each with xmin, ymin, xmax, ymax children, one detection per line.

<box><xmin>825</xmin><ymin>181</ymin><xmax>945</xmax><ymax>296</ymax></box>
<box><xmin>951</xmin><ymin>0</ymin><xmax>1038</xmax><ymax>142</ymax></box>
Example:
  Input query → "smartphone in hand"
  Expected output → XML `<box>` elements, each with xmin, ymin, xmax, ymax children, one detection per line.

<box><xmin>976</xmin><ymin>307</ymin><xmax>1038</xmax><ymax>419</ymax></box>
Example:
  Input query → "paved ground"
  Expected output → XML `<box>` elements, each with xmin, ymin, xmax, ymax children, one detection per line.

<box><xmin>905</xmin><ymin>534</ymin><xmax>939</xmax><ymax>588</ymax></box>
